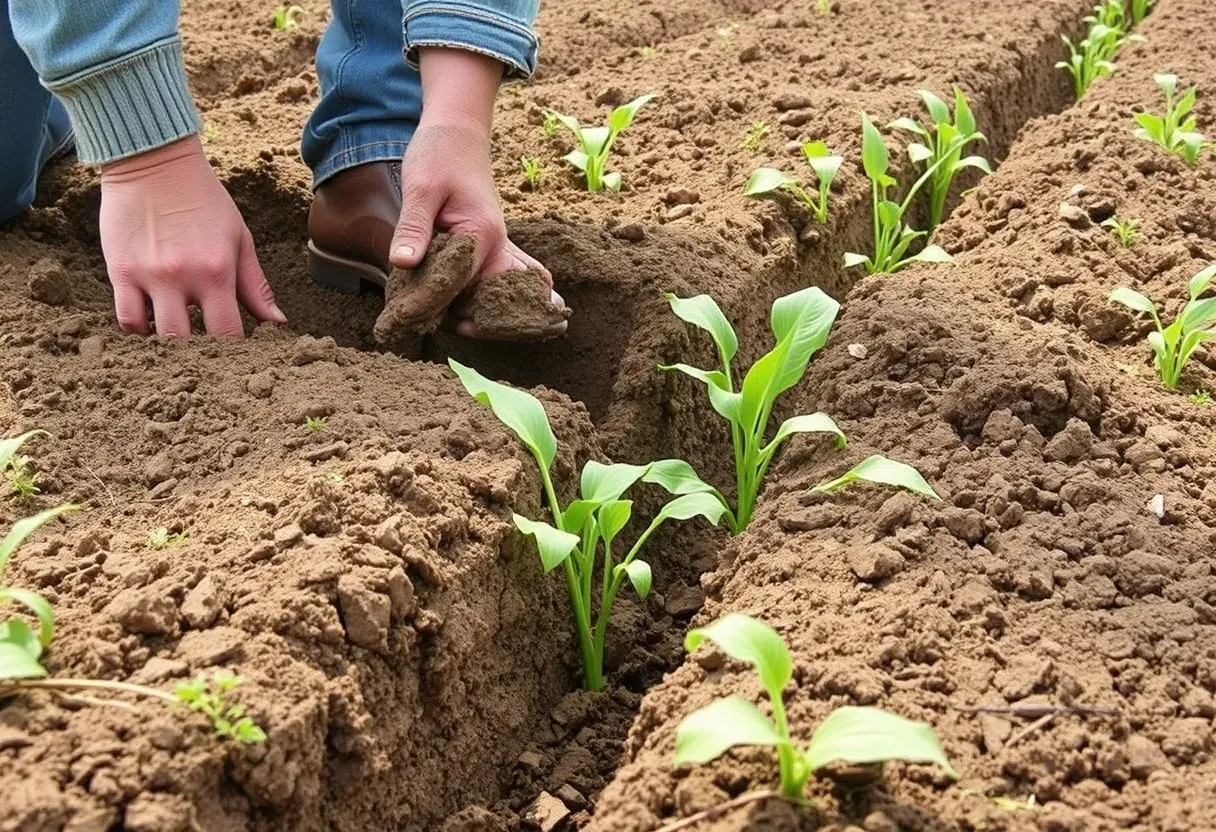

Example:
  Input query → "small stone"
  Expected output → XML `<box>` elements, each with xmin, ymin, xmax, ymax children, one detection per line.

<box><xmin>1043</xmin><ymin>418</ymin><xmax>1094</xmax><ymax>462</ymax></box>
<box><xmin>611</xmin><ymin>223</ymin><xmax>645</xmax><ymax>242</ymax></box>
<box><xmin>737</xmin><ymin>43</ymin><xmax>762</xmax><ymax>63</ymax></box>
<box><xmin>146</xmin><ymin>719</ymin><xmax>186</xmax><ymax>751</ymax></box>
<box><xmin>774</xmin><ymin>92</ymin><xmax>813</xmax><ymax>111</ymax></box>
<box><xmin>374</xmin><ymin>516</ymin><xmax>404</xmax><ymax>554</ymax></box>
<box><xmin>106</xmin><ymin>587</ymin><xmax>178</xmax><ymax>636</ymax></box>
<box><xmin>177</xmin><ymin>626</ymin><xmax>245</xmax><ymax>666</ymax></box>
<box><xmin>385</xmin><ymin>566</ymin><xmax>416</xmax><ymax>618</ymax></box>
<box><xmin>848</xmin><ymin>544</ymin><xmax>906</xmax><ymax>582</ymax></box>
<box><xmin>301</xmin><ymin>441</ymin><xmax>349</xmax><ymax>462</ymax></box>
<box><xmin>522</xmin><ymin>791</ymin><xmax>569</xmax><ymax>832</ymax></box>
<box><xmin>665</xmin><ymin>204</ymin><xmax>694</xmax><ymax>221</ymax></box>
<box><xmin>290</xmin><ymin>334</ymin><xmax>338</xmax><ymax>366</ymax></box>
<box><xmin>777</xmin><ymin>110</ymin><xmax>811</xmax><ymax>127</ymax></box>
<box><xmin>246</xmin><ymin>370</ymin><xmax>276</xmax><ymax>398</ymax></box>
<box><xmin>555</xmin><ymin>783</ymin><xmax>587</xmax><ymax>809</ymax></box>
<box><xmin>664</xmin><ymin>188</ymin><xmax>700</xmax><ymax>206</ymax></box>
<box><xmin>144</xmin><ymin>453</ymin><xmax>174</xmax><ymax>486</ymax></box>
<box><xmin>1058</xmin><ymin>202</ymin><xmax>1090</xmax><ymax>227</ymax></box>
<box><xmin>0</xmin><ymin>725</ymin><xmax>32</xmax><ymax>751</ymax></box>
<box><xmin>847</xmin><ymin>343</ymin><xmax>868</xmax><ymax>359</ymax></box>
<box><xmin>274</xmin><ymin>523</ymin><xmax>303</xmax><ymax>549</ymax></box>
<box><xmin>147</xmin><ymin>478</ymin><xmax>178</xmax><ymax>500</ymax></box>
<box><xmin>78</xmin><ymin>335</ymin><xmax>105</xmax><ymax>361</ymax></box>
<box><xmin>941</xmin><ymin>508</ymin><xmax>986</xmax><ymax>545</ymax></box>
<box><xmin>338</xmin><ymin>575</ymin><xmax>391</xmax><ymax>650</ymax></box>
<box><xmin>518</xmin><ymin>750</ymin><xmax>544</xmax><ymax>771</ymax></box>
<box><xmin>180</xmin><ymin>576</ymin><xmax>222</xmax><ymax>629</ymax></box>
<box><xmin>26</xmin><ymin>257</ymin><xmax>72</xmax><ymax>307</ymax></box>
<box><xmin>1127</xmin><ymin>734</ymin><xmax>1171</xmax><ymax>779</ymax></box>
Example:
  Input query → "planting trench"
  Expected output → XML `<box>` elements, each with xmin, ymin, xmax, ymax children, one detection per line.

<box><xmin>1</xmin><ymin>0</ymin><xmax>1214</xmax><ymax>830</ymax></box>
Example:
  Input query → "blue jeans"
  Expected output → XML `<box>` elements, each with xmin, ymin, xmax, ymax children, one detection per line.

<box><xmin>0</xmin><ymin>0</ymin><xmax>73</xmax><ymax>224</ymax></box>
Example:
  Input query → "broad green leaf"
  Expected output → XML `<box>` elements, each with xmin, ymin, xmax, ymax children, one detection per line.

<box><xmin>1176</xmin><ymin>87</ymin><xmax>1197</xmax><ymax>119</ymax></box>
<box><xmin>812</xmin><ymin>454</ymin><xmax>940</xmax><ymax>499</ymax></box>
<box><xmin>608</xmin><ymin>93</ymin><xmax>656</xmax><ymax>133</ymax></box>
<box><xmin>513</xmin><ymin>514</ymin><xmax>580</xmax><ymax>572</ymax></box>
<box><xmin>910</xmin><ymin>245</ymin><xmax>954</xmax><ymax>264</ymax></box>
<box><xmin>954</xmin><ymin>87</ymin><xmax>977</xmax><ymax>135</ymax></box>
<box><xmin>581</xmin><ymin>460</ymin><xmax>650</xmax><ymax>503</ymax></box>
<box><xmin>550</xmin><ymin>111</ymin><xmax>582</xmax><ymax>137</ymax></box>
<box><xmin>0</xmin><ymin>619</ymin><xmax>41</xmax><ymax>660</ymax></box>
<box><xmin>643</xmin><ymin>459</ymin><xmax>718</xmax><ymax>496</ymax></box>
<box><xmin>562</xmin><ymin>500</ymin><xmax>600</xmax><ymax>535</ymax></box>
<box><xmin>674</xmin><ymin>696</ymin><xmax>783</xmax><ymax>765</ymax></box>
<box><xmin>1188</xmin><ymin>264</ymin><xmax>1216</xmax><ymax>300</ymax></box>
<box><xmin>952</xmin><ymin>155</ymin><xmax>993</xmax><ymax>175</ymax></box>
<box><xmin>0</xmin><ymin>639</ymin><xmax>46</xmax><ymax>680</ymax></box>
<box><xmin>745</xmin><ymin>167</ymin><xmax>796</xmax><ymax>196</ymax></box>
<box><xmin>1133</xmin><ymin>113</ymin><xmax>1164</xmax><ymax>135</ymax></box>
<box><xmin>563</xmin><ymin>150</ymin><xmax>590</xmax><ymax>172</ymax></box>
<box><xmin>0</xmin><ymin>430</ymin><xmax>47</xmax><ymax>476</ymax></box>
<box><xmin>907</xmin><ymin>143</ymin><xmax>933</xmax><ymax>164</ymax></box>
<box><xmin>449</xmin><ymin>360</ymin><xmax>558</xmax><ymax>471</ymax></box>
<box><xmin>764</xmin><ymin>286</ymin><xmax>840</xmax><ymax>395</ymax></box>
<box><xmin>660</xmin><ymin>363</ymin><xmax>729</xmax><ymax>389</ymax></box>
<box><xmin>664</xmin><ymin>293</ymin><xmax>739</xmax><ymax>366</ymax></box>
<box><xmin>0</xmin><ymin>504</ymin><xmax>77</xmax><ymax>577</ymax></box>
<box><xmin>920</xmin><ymin>89</ymin><xmax>950</xmax><ymax>125</ymax></box>
<box><xmin>580</xmin><ymin>126</ymin><xmax>612</xmax><ymax>157</ymax></box>
<box><xmin>808</xmin><ymin>154</ymin><xmax>844</xmax><ymax>185</ymax></box>
<box><xmin>860</xmin><ymin>113</ymin><xmax>889</xmax><ymax>182</ymax></box>
<box><xmin>603</xmin><ymin>172</ymin><xmax>623</xmax><ymax>192</ymax></box>
<box><xmin>843</xmin><ymin>252</ymin><xmax>871</xmax><ymax>269</ymax></box>
<box><xmin>887</xmin><ymin>117</ymin><xmax>928</xmax><ymax>137</ymax></box>
<box><xmin>1109</xmin><ymin>287</ymin><xmax>1158</xmax><ymax>317</ymax></box>
<box><xmin>0</xmin><ymin>588</ymin><xmax>54</xmax><ymax>647</ymax></box>
<box><xmin>762</xmin><ymin>413</ymin><xmax>846</xmax><ymax>457</ymax></box>
<box><xmin>685</xmin><ymin>613</ymin><xmax>792</xmax><ymax>698</ymax></box>
<box><xmin>1180</xmin><ymin>297</ymin><xmax>1216</xmax><ymax>332</ymax></box>
<box><xmin>877</xmin><ymin>199</ymin><xmax>903</xmax><ymax>228</ymax></box>
<box><xmin>659</xmin><ymin>364</ymin><xmax>742</xmax><ymax>422</ymax></box>
<box><xmin>652</xmin><ymin>492</ymin><xmax>729</xmax><ymax>527</ymax></box>
<box><xmin>802</xmin><ymin>140</ymin><xmax>831</xmax><ymax>159</ymax></box>
<box><xmin>597</xmin><ymin>500</ymin><xmax>633</xmax><ymax>545</ymax></box>
<box><xmin>805</xmin><ymin>706</ymin><xmax>959</xmax><ymax>779</ymax></box>
<box><xmin>1147</xmin><ymin>330</ymin><xmax>1168</xmax><ymax>364</ymax></box>
<box><xmin>616</xmin><ymin>559</ymin><xmax>652</xmax><ymax>598</ymax></box>
<box><xmin>1179</xmin><ymin>329</ymin><xmax>1216</xmax><ymax>369</ymax></box>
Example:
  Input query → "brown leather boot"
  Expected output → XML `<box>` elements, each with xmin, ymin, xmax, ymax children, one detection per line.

<box><xmin>306</xmin><ymin>161</ymin><xmax>402</xmax><ymax>293</ymax></box>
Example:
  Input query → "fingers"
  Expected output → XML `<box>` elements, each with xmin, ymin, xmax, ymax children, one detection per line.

<box><xmin>234</xmin><ymin>232</ymin><xmax>287</xmax><ymax>324</ymax></box>
<box><xmin>505</xmin><ymin>240</ymin><xmax>553</xmax><ymax>284</ymax></box>
<box><xmin>149</xmin><ymin>292</ymin><xmax>192</xmax><ymax>338</ymax></box>
<box><xmin>112</xmin><ymin>279</ymin><xmax>151</xmax><ymax>335</ymax></box>
<box><xmin>390</xmin><ymin>181</ymin><xmax>444</xmax><ymax>270</ymax></box>
<box><xmin>201</xmin><ymin>293</ymin><xmax>245</xmax><ymax>339</ymax></box>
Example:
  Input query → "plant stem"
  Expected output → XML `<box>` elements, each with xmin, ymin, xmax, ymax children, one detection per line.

<box><xmin>769</xmin><ymin>695</ymin><xmax>804</xmax><ymax>798</ymax></box>
<box><xmin>0</xmin><ymin>677</ymin><xmax>178</xmax><ymax>704</ymax></box>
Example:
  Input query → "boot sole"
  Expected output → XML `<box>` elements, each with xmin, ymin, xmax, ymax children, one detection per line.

<box><xmin>307</xmin><ymin>240</ymin><xmax>388</xmax><ymax>294</ymax></box>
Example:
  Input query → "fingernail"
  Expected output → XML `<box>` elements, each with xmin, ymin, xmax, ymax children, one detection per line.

<box><xmin>270</xmin><ymin>304</ymin><xmax>288</xmax><ymax>324</ymax></box>
<box><xmin>393</xmin><ymin>244</ymin><xmax>415</xmax><ymax>261</ymax></box>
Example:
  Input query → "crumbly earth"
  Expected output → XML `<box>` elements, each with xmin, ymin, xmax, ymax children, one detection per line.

<box><xmin>2</xmin><ymin>0</ymin><xmax>1214</xmax><ymax>831</ymax></box>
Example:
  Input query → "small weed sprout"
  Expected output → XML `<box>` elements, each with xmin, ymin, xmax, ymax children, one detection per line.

<box><xmin>271</xmin><ymin>4</ymin><xmax>304</xmax><ymax>30</ymax></box>
<box><xmin>1134</xmin><ymin>74</ymin><xmax>1206</xmax><ymax>166</ymax></box>
<box><xmin>716</xmin><ymin>20</ymin><xmax>741</xmax><ymax>44</ymax></box>
<box><xmin>845</xmin><ymin>113</ymin><xmax>960</xmax><ymax>274</ymax></box>
<box><xmin>674</xmin><ymin>613</ymin><xmax>958</xmax><ymax>800</ymax></box>
<box><xmin>1189</xmin><ymin>389</ymin><xmax>1213</xmax><ymax>406</ymax></box>
<box><xmin>739</xmin><ymin>121</ymin><xmax>770</xmax><ymax>153</ymax></box>
<box><xmin>147</xmin><ymin>527</ymin><xmax>188</xmax><ymax>550</ymax></box>
<box><xmin>541</xmin><ymin>111</ymin><xmax>560</xmax><ymax>138</ymax></box>
<box><xmin>548</xmin><ymin>93</ymin><xmax>656</xmax><ymax>192</ymax></box>
<box><xmin>305</xmin><ymin>415</ymin><xmax>328</xmax><ymax>431</ymax></box>
<box><xmin>744</xmin><ymin>141</ymin><xmax>844</xmax><ymax>224</ymax></box>
<box><xmin>174</xmin><ymin>672</ymin><xmax>267</xmax><ymax>744</ymax></box>
<box><xmin>1110</xmin><ymin>263</ymin><xmax>1216</xmax><ymax>389</ymax></box>
<box><xmin>640</xmin><ymin>45</ymin><xmax>657</xmax><ymax>59</ymax></box>
<box><xmin>1102</xmin><ymin>215</ymin><xmax>1140</xmax><ymax>246</ymax></box>
<box><xmin>815</xmin><ymin>0</ymin><xmax>833</xmax><ymax>14</ymax></box>
<box><xmin>521</xmin><ymin>156</ymin><xmax>544</xmax><ymax>189</ymax></box>
<box><xmin>7</xmin><ymin>455</ymin><xmax>38</xmax><ymax>499</ymax></box>
<box><xmin>449</xmin><ymin>360</ymin><xmax>726</xmax><ymax>690</ymax></box>
<box><xmin>888</xmin><ymin>88</ymin><xmax>992</xmax><ymax>230</ymax></box>
<box><xmin>661</xmin><ymin>288</ymin><xmax>939</xmax><ymax>533</ymax></box>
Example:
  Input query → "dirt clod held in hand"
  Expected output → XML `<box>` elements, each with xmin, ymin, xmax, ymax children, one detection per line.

<box><xmin>374</xmin><ymin>234</ymin><xmax>476</xmax><ymax>346</ymax></box>
<box><xmin>468</xmin><ymin>270</ymin><xmax>571</xmax><ymax>342</ymax></box>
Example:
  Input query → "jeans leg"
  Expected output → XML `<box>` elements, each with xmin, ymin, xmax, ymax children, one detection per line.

<box><xmin>302</xmin><ymin>0</ymin><xmax>422</xmax><ymax>188</ymax></box>
<box><xmin>0</xmin><ymin>0</ymin><xmax>73</xmax><ymax>225</ymax></box>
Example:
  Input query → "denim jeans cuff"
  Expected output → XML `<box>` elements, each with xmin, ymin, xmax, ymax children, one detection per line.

<box><xmin>404</xmin><ymin>3</ymin><xmax>539</xmax><ymax>78</ymax></box>
<box><xmin>311</xmin><ymin>139</ymin><xmax>410</xmax><ymax>189</ymax></box>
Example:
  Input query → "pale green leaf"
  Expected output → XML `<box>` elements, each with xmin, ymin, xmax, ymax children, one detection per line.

<box><xmin>616</xmin><ymin>559</ymin><xmax>652</xmax><ymax>598</ymax></box>
<box><xmin>513</xmin><ymin>514</ymin><xmax>580</xmax><ymax>572</ymax></box>
<box><xmin>0</xmin><ymin>619</ymin><xmax>41</xmax><ymax>660</ymax></box>
<box><xmin>762</xmin><ymin>413</ymin><xmax>847</xmax><ymax>457</ymax></box>
<box><xmin>860</xmin><ymin>113</ymin><xmax>889</xmax><ymax>182</ymax></box>
<box><xmin>745</xmin><ymin>167</ymin><xmax>796</xmax><ymax>197</ymax></box>
<box><xmin>685</xmin><ymin>613</ymin><xmax>792</xmax><ymax>699</ymax></box>
<box><xmin>608</xmin><ymin>93</ymin><xmax>657</xmax><ymax>133</ymax></box>
<box><xmin>449</xmin><ymin>360</ymin><xmax>558</xmax><ymax>471</ymax></box>
<box><xmin>597</xmin><ymin>500</ymin><xmax>633</xmax><ymax>545</ymax></box>
<box><xmin>911</xmin><ymin>245</ymin><xmax>954</xmax><ymax>264</ymax></box>
<box><xmin>563</xmin><ymin>150</ymin><xmax>590</xmax><ymax>171</ymax></box>
<box><xmin>805</xmin><ymin>706</ymin><xmax>959</xmax><ymax>778</ymax></box>
<box><xmin>0</xmin><ymin>588</ymin><xmax>54</xmax><ymax>647</ymax></box>
<box><xmin>812</xmin><ymin>454</ymin><xmax>939</xmax><ymax>499</ymax></box>
<box><xmin>919</xmin><ymin>89</ymin><xmax>950</xmax><ymax>125</ymax></box>
<box><xmin>664</xmin><ymin>293</ymin><xmax>739</xmax><ymax>366</ymax></box>
<box><xmin>674</xmin><ymin>696</ymin><xmax>782</xmax><ymax>765</ymax></box>
<box><xmin>1188</xmin><ymin>264</ymin><xmax>1216</xmax><ymax>300</ymax></box>
<box><xmin>652</xmin><ymin>492</ymin><xmax>729</xmax><ymax>527</ymax></box>
<box><xmin>1109</xmin><ymin>287</ymin><xmax>1158</xmax><ymax>317</ymax></box>
<box><xmin>603</xmin><ymin>171</ymin><xmax>623</xmax><ymax>191</ymax></box>
<box><xmin>0</xmin><ymin>431</ymin><xmax>47</xmax><ymax>477</ymax></box>
<box><xmin>643</xmin><ymin>459</ymin><xmax>718</xmax><ymax>496</ymax></box>
<box><xmin>0</xmin><ymin>639</ymin><xmax>47</xmax><ymax>680</ymax></box>
<box><xmin>907</xmin><ymin>143</ymin><xmax>933</xmax><ymax>164</ymax></box>
<box><xmin>0</xmin><ymin>504</ymin><xmax>77</xmax><ymax>578</ymax></box>
<box><xmin>844</xmin><ymin>252</ymin><xmax>871</xmax><ymax>269</ymax></box>
<box><xmin>580</xmin><ymin>460</ymin><xmax>650</xmax><ymax>503</ymax></box>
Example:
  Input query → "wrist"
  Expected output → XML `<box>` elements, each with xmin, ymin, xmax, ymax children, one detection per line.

<box><xmin>101</xmin><ymin>135</ymin><xmax>206</xmax><ymax>183</ymax></box>
<box><xmin>418</xmin><ymin>47</ymin><xmax>500</xmax><ymax>133</ymax></box>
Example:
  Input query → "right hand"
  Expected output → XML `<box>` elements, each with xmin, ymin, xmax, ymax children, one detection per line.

<box><xmin>98</xmin><ymin>136</ymin><xmax>286</xmax><ymax>337</ymax></box>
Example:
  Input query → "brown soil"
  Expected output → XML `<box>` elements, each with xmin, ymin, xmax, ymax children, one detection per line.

<box><xmin>3</xmin><ymin>0</ymin><xmax>1215</xmax><ymax>830</ymax></box>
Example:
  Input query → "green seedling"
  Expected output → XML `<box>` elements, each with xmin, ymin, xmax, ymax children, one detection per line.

<box><xmin>521</xmin><ymin>156</ymin><xmax>544</xmax><ymax>189</ymax></box>
<box><xmin>1129</xmin><ymin>0</ymin><xmax>1155</xmax><ymax>25</ymax></box>
<box><xmin>548</xmin><ymin>93</ymin><xmax>656</xmax><ymax>192</ymax></box>
<box><xmin>1189</xmin><ymin>389</ymin><xmax>1213</xmax><ymax>406</ymax></box>
<box><xmin>146</xmin><ymin>527</ymin><xmax>188</xmax><ymax>550</ymax></box>
<box><xmin>674</xmin><ymin>613</ymin><xmax>958</xmax><ymax>800</ymax></box>
<box><xmin>1134</xmin><ymin>74</ymin><xmax>1206</xmax><ymax>166</ymax></box>
<box><xmin>716</xmin><ymin>20</ymin><xmax>741</xmax><ymax>43</ymax></box>
<box><xmin>174</xmin><ymin>672</ymin><xmax>267</xmax><ymax>744</ymax></box>
<box><xmin>661</xmin><ymin>288</ymin><xmax>938</xmax><ymax>533</ymax></box>
<box><xmin>449</xmin><ymin>360</ymin><xmax>726</xmax><ymax>691</ymax></box>
<box><xmin>1110</xmin><ymin>263</ymin><xmax>1216</xmax><ymax>389</ymax></box>
<box><xmin>1057</xmin><ymin>7</ymin><xmax>1138</xmax><ymax>100</ymax></box>
<box><xmin>1102</xmin><ymin>215</ymin><xmax>1139</xmax><ymax>246</ymax></box>
<box><xmin>1088</xmin><ymin>0</ymin><xmax>1127</xmax><ymax>30</ymax></box>
<box><xmin>541</xmin><ymin>111</ymin><xmax>560</xmax><ymax>138</ymax></box>
<box><xmin>305</xmin><ymin>415</ymin><xmax>328</xmax><ymax>431</ymax></box>
<box><xmin>6</xmin><ymin>455</ymin><xmax>38</xmax><ymax>499</ymax></box>
<box><xmin>744</xmin><ymin>141</ymin><xmax>844</xmax><ymax>224</ymax></box>
<box><xmin>845</xmin><ymin>113</ymin><xmax>958</xmax><ymax>274</ymax></box>
<box><xmin>815</xmin><ymin>0</ymin><xmax>833</xmax><ymax>14</ymax></box>
<box><xmin>640</xmin><ymin>45</ymin><xmax>657</xmax><ymax>59</ymax></box>
<box><xmin>889</xmin><ymin>88</ymin><xmax>992</xmax><ymax>230</ymax></box>
<box><xmin>271</xmin><ymin>4</ymin><xmax>303</xmax><ymax>30</ymax></box>
<box><xmin>739</xmin><ymin>121</ymin><xmax>770</xmax><ymax>153</ymax></box>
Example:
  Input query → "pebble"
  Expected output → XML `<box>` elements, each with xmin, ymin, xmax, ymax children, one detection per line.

<box><xmin>1058</xmin><ymin>202</ymin><xmax>1090</xmax><ymax>227</ymax></box>
<box><xmin>181</xmin><ymin>576</ymin><xmax>222</xmax><ymax>628</ymax></box>
<box><xmin>26</xmin><ymin>257</ymin><xmax>72</xmax><ymax>307</ymax></box>
<box><xmin>273</xmin><ymin>522</ymin><xmax>303</xmax><ymax>549</ymax></box>
<box><xmin>522</xmin><ymin>791</ymin><xmax>569</xmax><ymax>832</ymax></box>
<box><xmin>611</xmin><ymin>223</ymin><xmax>645</xmax><ymax>241</ymax></box>
<box><xmin>665</xmin><ymin>204</ymin><xmax>694</xmax><ymax>221</ymax></box>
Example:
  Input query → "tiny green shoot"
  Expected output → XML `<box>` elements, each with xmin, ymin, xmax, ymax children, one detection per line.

<box><xmin>449</xmin><ymin>360</ymin><xmax>726</xmax><ymax>691</ymax></box>
<box><xmin>1134</xmin><ymin>74</ymin><xmax>1206</xmax><ymax>166</ymax></box>
<box><xmin>541</xmin><ymin>111</ymin><xmax>560</xmax><ymax>138</ymax></box>
<box><xmin>640</xmin><ymin>45</ymin><xmax>657</xmax><ymax>59</ymax></box>
<box><xmin>271</xmin><ymin>4</ymin><xmax>303</xmax><ymax>30</ymax></box>
<box><xmin>744</xmin><ymin>141</ymin><xmax>844</xmax><ymax>224</ymax></box>
<box><xmin>1057</xmin><ymin>3</ymin><xmax>1139</xmax><ymax>100</ymax></box>
<box><xmin>6</xmin><ymin>455</ymin><xmax>38</xmax><ymax>499</ymax></box>
<box><xmin>815</xmin><ymin>0</ymin><xmax>833</xmax><ymax>13</ymax></box>
<box><xmin>1109</xmin><ymin>263</ymin><xmax>1216</xmax><ymax>389</ymax></box>
<box><xmin>888</xmin><ymin>88</ymin><xmax>992</xmax><ymax>230</ymax></box>
<box><xmin>174</xmin><ymin>672</ymin><xmax>268</xmax><ymax>744</ymax></box>
<box><xmin>845</xmin><ymin>113</ymin><xmax>959</xmax><ymax>274</ymax></box>
<box><xmin>147</xmin><ymin>527</ymin><xmax>188</xmax><ymax>550</ymax></box>
<box><xmin>739</xmin><ymin>121</ymin><xmax>770</xmax><ymax>153</ymax></box>
<box><xmin>1189</xmin><ymin>388</ymin><xmax>1213</xmax><ymax>406</ymax></box>
<box><xmin>661</xmin><ymin>288</ymin><xmax>939</xmax><ymax>533</ymax></box>
<box><xmin>1102</xmin><ymin>215</ymin><xmax>1139</xmax><ymax>246</ymax></box>
<box><xmin>521</xmin><ymin>156</ymin><xmax>544</xmax><ymax>190</ymax></box>
<box><xmin>548</xmin><ymin>94</ymin><xmax>656</xmax><ymax>192</ymax></box>
<box><xmin>305</xmin><ymin>415</ymin><xmax>328</xmax><ymax>431</ymax></box>
<box><xmin>1129</xmin><ymin>0</ymin><xmax>1155</xmax><ymax>25</ymax></box>
<box><xmin>674</xmin><ymin>613</ymin><xmax>958</xmax><ymax>800</ymax></box>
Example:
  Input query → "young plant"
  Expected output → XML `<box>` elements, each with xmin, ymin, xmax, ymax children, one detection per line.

<box><xmin>548</xmin><ymin>93</ymin><xmax>656</xmax><ymax>192</ymax></box>
<box><xmin>674</xmin><ymin>613</ymin><xmax>958</xmax><ymax>800</ymax></box>
<box><xmin>1134</xmin><ymin>74</ymin><xmax>1206</xmax><ymax>166</ymax></box>
<box><xmin>305</xmin><ymin>415</ymin><xmax>328</xmax><ymax>431</ymax></box>
<box><xmin>271</xmin><ymin>4</ymin><xmax>303</xmax><ymax>30</ymax></box>
<box><xmin>174</xmin><ymin>672</ymin><xmax>267</xmax><ymax>744</ymax></box>
<box><xmin>1110</xmin><ymin>263</ymin><xmax>1216</xmax><ymax>389</ymax></box>
<box><xmin>521</xmin><ymin>156</ymin><xmax>544</xmax><ymax>189</ymax></box>
<box><xmin>739</xmin><ymin>120</ymin><xmax>770</xmax><ymax>153</ymax></box>
<box><xmin>844</xmin><ymin>113</ymin><xmax>957</xmax><ymax>274</ymax></box>
<box><xmin>1057</xmin><ymin>7</ymin><xmax>1137</xmax><ymax>100</ymax></box>
<box><xmin>146</xmin><ymin>527</ymin><xmax>188</xmax><ymax>550</ymax></box>
<box><xmin>815</xmin><ymin>0</ymin><xmax>833</xmax><ymax>13</ymax></box>
<box><xmin>541</xmin><ymin>111</ymin><xmax>560</xmax><ymax>138</ymax></box>
<box><xmin>1128</xmin><ymin>0</ymin><xmax>1155</xmax><ymax>25</ymax></box>
<box><xmin>888</xmin><ymin>88</ymin><xmax>992</xmax><ymax>229</ymax></box>
<box><xmin>744</xmin><ymin>141</ymin><xmax>844</xmax><ymax>224</ymax></box>
<box><xmin>660</xmin><ymin>288</ymin><xmax>938</xmax><ymax>533</ymax></box>
<box><xmin>7</xmin><ymin>454</ymin><xmax>38</xmax><ymax>499</ymax></box>
<box><xmin>1189</xmin><ymin>388</ymin><xmax>1213</xmax><ymax>406</ymax></box>
<box><xmin>449</xmin><ymin>360</ymin><xmax>726</xmax><ymax>691</ymax></box>
<box><xmin>1102</xmin><ymin>215</ymin><xmax>1140</xmax><ymax>246</ymax></box>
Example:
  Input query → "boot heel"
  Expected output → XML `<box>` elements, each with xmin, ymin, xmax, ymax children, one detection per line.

<box><xmin>307</xmin><ymin>240</ymin><xmax>388</xmax><ymax>295</ymax></box>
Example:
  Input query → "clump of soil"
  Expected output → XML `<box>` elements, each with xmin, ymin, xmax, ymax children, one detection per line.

<box><xmin>468</xmin><ymin>269</ymin><xmax>571</xmax><ymax>342</ymax></box>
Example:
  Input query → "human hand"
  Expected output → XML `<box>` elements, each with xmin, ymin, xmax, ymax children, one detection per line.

<box><xmin>99</xmin><ymin>136</ymin><xmax>286</xmax><ymax>337</ymax></box>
